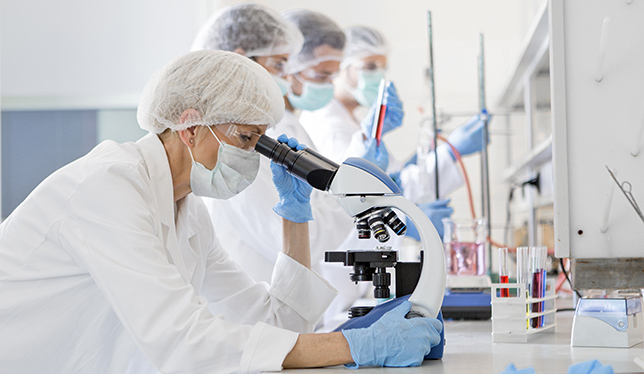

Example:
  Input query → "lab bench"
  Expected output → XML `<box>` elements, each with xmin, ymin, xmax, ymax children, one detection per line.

<box><xmin>286</xmin><ymin>309</ymin><xmax>644</xmax><ymax>373</ymax></box>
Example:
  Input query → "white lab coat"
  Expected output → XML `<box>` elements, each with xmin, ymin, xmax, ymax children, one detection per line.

<box><xmin>300</xmin><ymin>98</ymin><xmax>465</xmax><ymax>202</ymax></box>
<box><xmin>0</xmin><ymin>133</ymin><xmax>336</xmax><ymax>374</ymax></box>
<box><xmin>204</xmin><ymin>110</ymin><xmax>381</xmax><ymax>331</ymax></box>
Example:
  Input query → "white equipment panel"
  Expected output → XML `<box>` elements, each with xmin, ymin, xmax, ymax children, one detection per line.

<box><xmin>550</xmin><ymin>0</ymin><xmax>644</xmax><ymax>259</ymax></box>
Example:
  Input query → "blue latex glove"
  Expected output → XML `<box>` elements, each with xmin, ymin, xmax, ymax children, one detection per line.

<box><xmin>341</xmin><ymin>300</ymin><xmax>442</xmax><ymax>368</ymax></box>
<box><xmin>405</xmin><ymin>199</ymin><xmax>453</xmax><ymax>242</ymax></box>
<box><xmin>360</xmin><ymin>82</ymin><xmax>404</xmax><ymax>138</ymax></box>
<box><xmin>270</xmin><ymin>134</ymin><xmax>314</xmax><ymax>223</ymax></box>
<box><xmin>447</xmin><ymin>112</ymin><xmax>490</xmax><ymax>158</ymax></box>
<box><xmin>500</xmin><ymin>363</ymin><xmax>536</xmax><ymax>374</ymax></box>
<box><xmin>362</xmin><ymin>138</ymin><xmax>389</xmax><ymax>171</ymax></box>
<box><xmin>567</xmin><ymin>360</ymin><xmax>614</xmax><ymax>374</ymax></box>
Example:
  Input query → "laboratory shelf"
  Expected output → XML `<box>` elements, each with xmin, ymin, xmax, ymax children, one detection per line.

<box><xmin>495</xmin><ymin>0</ymin><xmax>549</xmax><ymax>111</ymax></box>
<box><xmin>501</xmin><ymin>135</ymin><xmax>552</xmax><ymax>182</ymax></box>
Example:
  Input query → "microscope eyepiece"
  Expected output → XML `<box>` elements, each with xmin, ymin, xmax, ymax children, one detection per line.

<box><xmin>255</xmin><ymin>135</ymin><xmax>339</xmax><ymax>191</ymax></box>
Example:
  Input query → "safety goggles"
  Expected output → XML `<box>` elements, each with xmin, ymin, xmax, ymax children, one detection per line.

<box><xmin>262</xmin><ymin>56</ymin><xmax>289</xmax><ymax>77</ymax></box>
<box><xmin>298</xmin><ymin>67</ymin><xmax>339</xmax><ymax>83</ymax></box>
<box><xmin>213</xmin><ymin>124</ymin><xmax>264</xmax><ymax>151</ymax></box>
<box><xmin>350</xmin><ymin>60</ymin><xmax>388</xmax><ymax>72</ymax></box>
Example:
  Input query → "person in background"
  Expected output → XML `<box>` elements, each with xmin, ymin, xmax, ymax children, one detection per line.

<box><xmin>300</xmin><ymin>25</ymin><xmax>489</xmax><ymax>239</ymax></box>
<box><xmin>191</xmin><ymin>3</ymin><xmax>303</xmax><ymax>94</ymax></box>
<box><xmin>196</xmin><ymin>7</ymin><xmax>392</xmax><ymax>330</ymax></box>
<box><xmin>0</xmin><ymin>49</ymin><xmax>442</xmax><ymax>373</ymax></box>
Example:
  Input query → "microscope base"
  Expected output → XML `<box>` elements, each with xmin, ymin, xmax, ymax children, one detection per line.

<box><xmin>442</xmin><ymin>290</ymin><xmax>492</xmax><ymax>320</ymax></box>
<box><xmin>334</xmin><ymin>294</ymin><xmax>445</xmax><ymax>360</ymax></box>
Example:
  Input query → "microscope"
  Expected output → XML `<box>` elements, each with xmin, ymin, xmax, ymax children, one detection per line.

<box><xmin>255</xmin><ymin>135</ymin><xmax>446</xmax><ymax>360</ymax></box>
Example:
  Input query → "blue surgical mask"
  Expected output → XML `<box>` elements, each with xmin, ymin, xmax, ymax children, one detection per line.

<box><xmin>287</xmin><ymin>74</ymin><xmax>334</xmax><ymax>111</ymax></box>
<box><xmin>350</xmin><ymin>70</ymin><xmax>385</xmax><ymax>107</ymax></box>
<box><xmin>272</xmin><ymin>75</ymin><xmax>291</xmax><ymax>96</ymax></box>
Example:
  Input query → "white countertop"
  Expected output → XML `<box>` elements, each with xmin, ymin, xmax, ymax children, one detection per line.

<box><xmin>284</xmin><ymin>309</ymin><xmax>644</xmax><ymax>373</ymax></box>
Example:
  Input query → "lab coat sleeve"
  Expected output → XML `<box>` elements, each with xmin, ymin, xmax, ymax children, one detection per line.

<box><xmin>58</xmin><ymin>165</ymin><xmax>297</xmax><ymax>374</ymax></box>
<box><xmin>399</xmin><ymin>144</ymin><xmax>464</xmax><ymax>203</ymax></box>
<box><xmin>200</xmin><ymin>232</ymin><xmax>337</xmax><ymax>333</ymax></box>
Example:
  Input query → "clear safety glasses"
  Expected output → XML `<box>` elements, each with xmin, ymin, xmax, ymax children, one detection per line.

<box><xmin>250</xmin><ymin>56</ymin><xmax>289</xmax><ymax>77</ymax></box>
<box><xmin>213</xmin><ymin>124</ymin><xmax>264</xmax><ymax>151</ymax></box>
<box><xmin>350</xmin><ymin>60</ymin><xmax>388</xmax><ymax>73</ymax></box>
<box><xmin>298</xmin><ymin>68</ymin><xmax>339</xmax><ymax>83</ymax></box>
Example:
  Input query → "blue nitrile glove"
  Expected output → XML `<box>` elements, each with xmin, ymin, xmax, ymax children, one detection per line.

<box><xmin>447</xmin><ymin>112</ymin><xmax>491</xmax><ymax>158</ymax></box>
<box><xmin>270</xmin><ymin>134</ymin><xmax>314</xmax><ymax>223</ymax></box>
<box><xmin>405</xmin><ymin>199</ymin><xmax>453</xmax><ymax>242</ymax></box>
<box><xmin>500</xmin><ymin>363</ymin><xmax>536</xmax><ymax>374</ymax></box>
<box><xmin>341</xmin><ymin>300</ymin><xmax>442</xmax><ymax>368</ymax></box>
<box><xmin>361</xmin><ymin>138</ymin><xmax>389</xmax><ymax>171</ymax></box>
<box><xmin>567</xmin><ymin>360</ymin><xmax>614</xmax><ymax>374</ymax></box>
<box><xmin>360</xmin><ymin>82</ymin><xmax>404</xmax><ymax>138</ymax></box>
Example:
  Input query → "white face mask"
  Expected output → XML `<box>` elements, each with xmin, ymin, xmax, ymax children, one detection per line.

<box><xmin>188</xmin><ymin>126</ymin><xmax>260</xmax><ymax>199</ymax></box>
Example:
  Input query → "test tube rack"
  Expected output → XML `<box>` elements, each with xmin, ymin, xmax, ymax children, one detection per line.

<box><xmin>491</xmin><ymin>278</ymin><xmax>556</xmax><ymax>343</ymax></box>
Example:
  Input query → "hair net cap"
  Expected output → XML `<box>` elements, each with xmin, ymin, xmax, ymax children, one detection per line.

<box><xmin>137</xmin><ymin>50</ymin><xmax>284</xmax><ymax>134</ymax></box>
<box><xmin>341</xmin><ymin>26</ymin><xmax>389</xmax><ymax>68</ymax></box>
<box><xmin>191</xmin><ymin>3</ymin><xmax>303</xmax><ymax>58</ymax></box>
<box><xmin>282</xmin><ymin>9</ymin><xmax>345</xmax><ymax>74</ymax></box>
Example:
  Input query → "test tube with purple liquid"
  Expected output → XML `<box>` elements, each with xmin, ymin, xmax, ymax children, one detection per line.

<box><xmin>530</xmin><ymin>247</ymin><xmax>547</xmax><ymax>328</ymax></box>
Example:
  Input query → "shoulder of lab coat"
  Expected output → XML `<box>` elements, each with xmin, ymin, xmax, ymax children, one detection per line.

<box><xmin>300</xmin><ymin>98</ymin><xmax>363</xmax><ymax>164</ymax></box>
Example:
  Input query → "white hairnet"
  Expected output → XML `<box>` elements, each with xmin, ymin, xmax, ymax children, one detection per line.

<box><xmin>282</xmin><ymin>9</ymin><xmax>345</xmax><ymax>73</ymax></box>
<box><xmin>341</xmin><ymin>25</ymin><xmax>389</xmax><ymax>68</ymax></box>
<box><xmin>191</xmin><ymin>3</ymin><xmax>303</xmax><ymax>57</ymax></box>
<box><xmin>137</xmin><ymin>50</ymin><xmax>284</xmax><ymax>134</ymax></box>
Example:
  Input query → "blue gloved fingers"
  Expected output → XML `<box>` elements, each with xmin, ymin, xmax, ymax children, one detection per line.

<box><xmin>567</xmin><ymin>360</ymin><xmax>614</xmax><ymax>374</ymax></box>
<box><xmin>500</xmin><ymin>363</ymin><xmax>536</xmax><ymax>374</ymax></box>
<box><xmin>382</xmin><ymin>82</ymin><xmax>404</xmax><ymax>134</ymax></box>
<box><xmin>426</xmin><ymin>198</ymin><xmax>451</xmax><ymax>209</ymax></box>
<box><xmin>285</xmin><ymin>136</ymin><xmax>307</xmax><ymax>151</ymax></box>
<box><xmin>362</xmin><ymin>138</ymin><xmax>389</xmax><ymax>171</ymax></box>
<box><xmin>277</xmin><ymin>133</ymin><xmax>308</xmax><ymax>151</ymax></box>
<box><xmin>416</xmin><ymin>199</ymin><xmax>453</xmax><ymax>239</ymax></box>
<box><xmin>270</xmin><ymin>156</ymin><xmax>313</xmax><ymax>223</ymax></box>
<box><xmin>360</xmin><ymin>82</ymin><xmax>404</xmax><ymax>137</ymax></box>
<box><xmin>447</xmin><ymin>114</ymin><xmax>487</xmax><ymax>157</ymax></box>
<box><xmin>269</xmin><ymin>160</ymin><xmax>290</xmax><ymax>190</ymax></box>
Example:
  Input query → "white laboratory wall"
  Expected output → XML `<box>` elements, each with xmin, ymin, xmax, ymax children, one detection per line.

<box><xmin>1</xmin><ymin>0</ymin><xmax>208</xmax><ymax>105</ymax></box>
<box><xmin>1</xmin><ymin>0</ymin><xmax>546</xmax><ymax>260</ymax></box>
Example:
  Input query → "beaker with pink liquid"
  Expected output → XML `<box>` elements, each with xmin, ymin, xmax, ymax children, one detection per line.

<box><xmin>441</xmin><ymin>218</ymin><xmax>487</xmax><ymax>276</ymax></box>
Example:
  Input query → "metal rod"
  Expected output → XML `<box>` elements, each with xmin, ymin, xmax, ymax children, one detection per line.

<box><xmin>478</xmin><ymin>33</ymin><xmax>492</xmax><ymax>271</ymax></box>
<box><xmin>427</xmin><ymin>11</ymin><xmax>439</xmax><ymax>200</ymax></box>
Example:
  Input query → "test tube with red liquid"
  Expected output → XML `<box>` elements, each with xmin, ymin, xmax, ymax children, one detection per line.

<box><xmin>371</xmin><ymin>79</ymin><xmax>388</xmax><ymax>146</ymax></box>
<box><xmin>498</xmin><ymin>247</ymin><xmax>509</xmax><ymax>297</ymax></box>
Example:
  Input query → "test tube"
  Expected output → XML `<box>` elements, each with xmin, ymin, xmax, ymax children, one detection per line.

<box><xmin>516</xmin><ymin>246</ymin><xmax>530</xmax><ymax>329</ymax></box>
<box><xmin>538</xmin><ymin>247</ymin><xmax>547</xmax><ymax>327</ymax></box>
<box><xmin>516</xmin><ymin>247</ymin><xmax>530</xmax><ymax>294</ymax></box>
<box><xmin>498</xmin><ymin>247</ymin><xmax>509</xmax><ymax>297</ymax></box>
<box><xmin>530</xmin><ymin>246</ymin><xmax>547</xmax><ymax>328</ymax></box>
